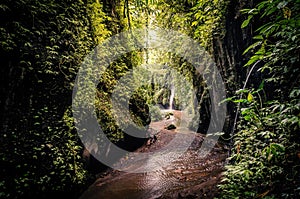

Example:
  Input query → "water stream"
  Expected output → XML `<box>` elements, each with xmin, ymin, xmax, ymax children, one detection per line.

<box><xmin>169</xmin><ymin>84</ymin><xmax>175</xmax><ymax>110</ymax></box>
<box><xmin>80</xmin><ymin>110</ymin><xmax>228</xmax><ymax>199</ymax></box>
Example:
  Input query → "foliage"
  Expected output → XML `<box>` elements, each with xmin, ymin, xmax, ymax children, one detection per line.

<box><xmin>241</xmin><ymin>0</ymin><xmax>300</xmax><ymax>98</ymax></box>
<box><xmin>189</xmin><ymin>0</ymin><xmax>229</xmax><ymax>51</ymax></box>
<box><xmin>153</xmin><ymin>0</ymin><xmax>231</xmax><ymax>133</ymax></box>
<box><xmin>1</xmin><ymin>0</ymin><xmax>299</xmax><ymax>198</ymax></box>
<box><xmin>220</xmin><ymin>88</ymin><xmax>300</xmax><ymax>198</ymax></box>
<box><xmin>219</xmin><ymin>0</ymin><xmax>300</xmax><ymax>198</ymax></box>
<box><xmin>149</xmin><ymin>105</ymin><xmax>163</xmax><ymax>122</ymax></box>
<box><xmin>87</xmin><ymin>0</ymin><xmax>112</xmax><ymax>44</ymax></box>
<box><xmin>0</xmin><ymin>0</ymin><xmax>108</xmax><ymax>198</ymax></box>
<box><xmin>1</xmin><ymin>107</ymin><xmax>89</xmax><ymax>199</ymax></box>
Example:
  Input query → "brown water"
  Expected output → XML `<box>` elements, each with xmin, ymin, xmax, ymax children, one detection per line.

<box><xmin>80</xmin><ymin>111</ymin><xmax>228</xmax><ymax>199</ymax></box>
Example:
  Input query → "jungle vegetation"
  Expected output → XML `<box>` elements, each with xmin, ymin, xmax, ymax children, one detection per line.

<box><xmin>0</xmin><ymin>0</ymin><xmax>299</xmax><ymax>198</ymax></box>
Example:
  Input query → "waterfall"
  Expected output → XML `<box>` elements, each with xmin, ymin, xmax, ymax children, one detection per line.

<box><xmin>169</xmin><ymin>84</ymin><xmax>175</xmax><ymax>110</ymax></box>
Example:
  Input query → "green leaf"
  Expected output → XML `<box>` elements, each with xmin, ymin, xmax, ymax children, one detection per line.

<box><xmin>253</xmin><ymin>35</ymin><xmax>263</xmax><ymax>40</ymax></box>
<box><xmin>270</xmin><ymin>143</ymin><xmax>285</xmax><ymax>152</ymax></box>
<box><xmin>236</xmin><ymin>89</ymin><xmax>250</xmax><ymax>94</ymax></box>
<box><xmin>247</xmin><ymin>93</ymin><xmax>254</xmax><ymax>102</ymax></box>
<box><xmin>245</xmin><ymin>55</ymin><xmax>261</xmax><ymax>66</ymax></box>
<box><xmin>191</xmin><ymin>21</ymin><xmax>198</xmax><ymax>26</ymax></box>
<box><xmin>233</xmin><ymin>99</ymin><xmax>248</xmax><ymax>103</ymax></box>
<box><xmin>241</xmin><ymin>15</ymin><xmax>253</xmax><ymax>28</ymax></box>
<box><xmin>243</xmin><ymin>41</ymin><xmax>262</xmax><ymax>55</ymax></box>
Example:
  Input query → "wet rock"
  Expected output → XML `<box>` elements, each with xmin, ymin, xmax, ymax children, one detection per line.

<box><xmin>165</xmin><ymin>124</ymin><xmax>176</xmax><ymax>130</ymax></box>
<box><xmin>164</xmin><ymin>112</ymin><xmax>173</xmax><ymax>119</ymax></box>
<box><xmin>146</xmin><ymin>134</ymin><xmax>158</xmax><ymax>146</ymax></box>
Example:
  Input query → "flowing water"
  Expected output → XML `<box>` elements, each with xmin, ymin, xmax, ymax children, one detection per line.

<box><xmin>80</xmin><ymin>110</ymin><xmax>228</xmax><ymax>199</ymax></box>
<box><xmin>169</xmin><ymin>84</ymin><xmax>175</xmax><ymax>110</ymax></box>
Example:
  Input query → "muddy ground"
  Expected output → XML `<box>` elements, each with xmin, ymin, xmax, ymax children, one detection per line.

<box><xmin>80</xmin><ymin>118</ymin><xmax>229</xmax><ymax>199</ymax></box>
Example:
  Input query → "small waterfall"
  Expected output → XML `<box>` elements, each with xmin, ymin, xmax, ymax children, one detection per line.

<box><xmin>169</xmin><ymin>84</ymin><xmax>175</xmax><ymax>110</ymax></box>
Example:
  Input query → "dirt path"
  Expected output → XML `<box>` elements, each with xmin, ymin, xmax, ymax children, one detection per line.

<box><xmin>80</xmin><ymin>113</ymin><xmax>229</xmax><ymax>199</ymax></box>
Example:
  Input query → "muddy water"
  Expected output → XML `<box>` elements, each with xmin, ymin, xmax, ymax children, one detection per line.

<box><xmin>80</xmin><ymin>111</ymin><xmax>228</xmax><ymax>199</ymax></box>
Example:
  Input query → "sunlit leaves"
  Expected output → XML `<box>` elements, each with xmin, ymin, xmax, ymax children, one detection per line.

<box><xmin>247</xmin><ymin>93</ymin><xmax>254</xmax><ymax>102</ymax></box>
<box><xmin>190</xmin><ymin>0</ymin><xmax>229</xmax><ymax>50</ymax></box>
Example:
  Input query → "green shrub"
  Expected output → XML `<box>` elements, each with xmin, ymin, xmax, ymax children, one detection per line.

<box><xmin>219</xmin><ymin>0</ymin><xmax>300</xmax><ymax>197</ymax></box>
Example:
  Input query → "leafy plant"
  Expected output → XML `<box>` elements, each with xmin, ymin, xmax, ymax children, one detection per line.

<box><xmin>219</xmin><ymin>0</ymin><xmax>300</xmax><ymax>198</ymax></box>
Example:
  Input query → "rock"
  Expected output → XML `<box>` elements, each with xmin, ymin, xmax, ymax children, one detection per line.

<box><xmin>164</xmin><ymin>112</ymin><xmax>173</xmax><ymax>119</ymax></box>
<box><xmin>146</xmin><ymin>134</ymin><xmax>157</xmax><ymax>146</ymax></box>
<box><xmin>165</xmin><ymin>124</ymin><xmax>176</xmax><ymax>130</ymax></box>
